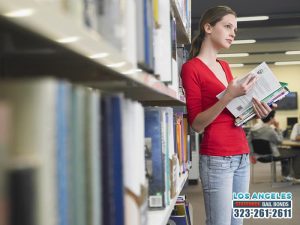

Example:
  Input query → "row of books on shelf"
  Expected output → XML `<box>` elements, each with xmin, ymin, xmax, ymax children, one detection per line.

<box><xmin>170</xmin><ymin>9</ymin><xmax>189</xmax><ymax>99</ymax></box>
<box><xmin>59</xmin><ymin>0</ymin><xmax>190</xmax><ymax>97</ymax></box>
<box><xmin>172</xmin><ymin>0</ymin><xmax>192</xmax><ymax>38</ymax></box>
<box><xmin>0</xmin><ymin>78</ymin><xmax>193</xmax><ymax>225</ymax></box>
<box><xmin>167</xmin><ymin>195</ymin><xmax>193</xmax><ymax>225</ymax></box>
<box><xmin>145</xmin><ymin>106</ymin><xmax>191</xmax><ymax>210</ymax></box>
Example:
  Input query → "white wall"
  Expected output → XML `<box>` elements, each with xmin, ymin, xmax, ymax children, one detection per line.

<box><xmin>231</xmin><ymin>64</ymin><xmax>300</xmax><ymax>130</ymax></box>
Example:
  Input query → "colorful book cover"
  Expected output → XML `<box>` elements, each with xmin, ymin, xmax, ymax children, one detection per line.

<box><xmin>145</xmin><ymin>107</ymin><xmax>165</xmax><ymax>208</ymax></box>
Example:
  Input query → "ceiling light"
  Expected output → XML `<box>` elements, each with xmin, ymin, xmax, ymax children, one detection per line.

<box><xmin>274</xmin><ymin>61</ymin><xmax>300</xmax><ymax>66</ymax></box>
<box><xmin>56</xmin><ymin>36</ymin><xmax>80</xmax><ymax>43</ymax></box>
<box><xmin>89</xmin><ymin>53</ymin><xmax>109</xmax><ymax>59</ymax></box>
<box><xmin>229</xmin><ymin>64</ymin><xmax>244</xmax><ymax>68</ymax></box>
<box><xmin>232</xmin><ymin>40</ymin><xmax>256</xmax><ymax>44</ymax></box>
<box><xmin>237</xmin><ymin>16</ymin><xmax>269</xmax><ymax>22</ymax></box>
<box><xmin>217</xmin><ymin>53</ymin><xmax>249</xmax><ymax>58</ymax></box>
<box><xmin>285</xmin><ymin>51</ymin><xmax>300</xmax><ymax>55</ymax></box>
<box><xmin>107</xmin><ymin>61</ymin><xmax>126</xmax><ymax>68</ymax></box>
<box><xmin>3</xmin><ymin>8</ymin><xmax>35</xmax><ymax>17</ymax></box>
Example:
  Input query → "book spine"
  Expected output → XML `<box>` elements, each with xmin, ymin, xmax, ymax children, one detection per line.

<box><xmin>8</xmin><ymin>168</ymin><xmax>37</xmax><ymax>225</ymax></box>
<box><xmin>56</xmin><ymin>82</ymin><xmax>71</xmax><ymax>225</ymax></box>
<box><xmin>70</xmin><ymin>86</ymin><xmax>87</xmax><ymax>225</ymax></box>
<box><xmin>145</xmin><ymin>108</ymin><xmax>165</xmax><ymax>209</ymax></box>
<box><xmin>111</xmin><ymin>95</ymin><xmax>125</xmax><ymax>225</ymax></box>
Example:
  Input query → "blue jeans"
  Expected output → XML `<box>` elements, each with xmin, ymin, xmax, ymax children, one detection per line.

<box><xmin>199</xmin><ymin>154</ymin><xmax>250</xmax><ymax>225</ymax></box>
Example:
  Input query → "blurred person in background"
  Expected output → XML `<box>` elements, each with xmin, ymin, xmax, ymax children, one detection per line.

<box><xmin>248</xmin><ymin>110</ymin><xmax>294</xmax><ymax>181</ymax></box>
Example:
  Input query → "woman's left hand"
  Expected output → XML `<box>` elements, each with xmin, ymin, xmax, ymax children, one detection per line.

<box><xmin>252</xmin><ymin>97</ymin><xmax>272</xmax><ymax>118</ymax></box>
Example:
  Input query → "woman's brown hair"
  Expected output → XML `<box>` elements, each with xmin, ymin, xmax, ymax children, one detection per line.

<box><xmin>189</xmin><ymin>6</ymin><xmax>237</xmax><ymax>59</ymax></box>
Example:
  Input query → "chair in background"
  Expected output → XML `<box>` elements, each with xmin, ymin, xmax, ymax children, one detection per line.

<box><xmin>251</xmin><ymin>139</ymin><xmax>297</xmax><ymax>187</ymax></box>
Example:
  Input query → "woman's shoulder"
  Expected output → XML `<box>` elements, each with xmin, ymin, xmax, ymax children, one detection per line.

<box><xmin>181</xmin><ymin>58</ymin><xmax>200</xmax><ymax>75</ymax></box>
<box><xmin>182</xmin><ymin>57</ymin><xmax>199</xmax><ymax>67</ymax></box>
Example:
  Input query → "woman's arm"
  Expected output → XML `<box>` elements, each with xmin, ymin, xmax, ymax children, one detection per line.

<box><xmin>191</xmin><ymin>91</ymin><xmax>233</xmax><ymax>132</ymax></box>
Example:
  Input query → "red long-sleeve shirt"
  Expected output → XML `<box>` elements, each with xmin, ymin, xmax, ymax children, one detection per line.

<box><xmin>181</xmin><ymin>57</ymin><xmax>249</xmax><ymax>156</ymax></box>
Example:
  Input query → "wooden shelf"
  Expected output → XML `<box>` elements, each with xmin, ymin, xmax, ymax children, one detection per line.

<box><xmin>147</xmin><ymin>172</ymin><xmax>188</xmax><ymax>225</ymax></box>
<box><xmin>0</xmin><ymin>0</ymin><xmax>185</xmax><ymax>105</ymax></box>
<box><xmin>171</xmin><ymin>0</ymin><xmax>191</xmax><ymax>44</ymax></box>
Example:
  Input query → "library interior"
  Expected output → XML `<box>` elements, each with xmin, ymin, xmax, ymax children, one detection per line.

<box><xmin>0</xmin><ymin>0</ymin><xmax>300</xmax><ymax>225</ymax></box>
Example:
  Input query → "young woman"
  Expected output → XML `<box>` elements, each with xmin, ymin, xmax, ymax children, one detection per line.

<box><xmin>181</xmin><ymin>6</ymin><xmax>272</xmax><ymax>225</ymax></box>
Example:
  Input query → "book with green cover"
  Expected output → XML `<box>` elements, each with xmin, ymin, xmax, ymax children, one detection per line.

<box><xmin>235</xmin><ymin>82</ymin><xmax>289</xmax><ymax>126</ymax></box>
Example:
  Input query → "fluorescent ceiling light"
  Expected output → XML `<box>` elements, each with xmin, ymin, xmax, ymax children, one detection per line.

<box><xmin>107</xmin><ymin>61</ymin><xmax>126</xmax><ymax>68</ymax></box>
<box><xmin>57</xmin><ymin>36</ymin><xmax>80</xmax><ymax>43</ymax></box>
<box><xmin>232</xmin><ymin>39</ymin><xmax>256</xmax><ymax>44</ymax></box>
<box><xmin>4</xmin><ymin>8</ymin><xmax>35</xmax><ymax>17</ymax></box>
<box><xmin>285</xmin><ymin>51</ymin><xmax>300</xmax><ymax>55</ymax></box>
<box><xmin>237</xmin><ymin>16</ymin><xmax>269</xmax><ymax>22</ymax></box>
<box><xmin>217</xmin><ymin>53</ymin><xmax>249</xmax><ymax>58</ymax></box>
<box><xmin>274</xmin><ymin>61</ymin><xmax>300</xmax><ymax>66</ymax></box>
<box><xmin>89</xmin><ymin>53</ymin><xmax>109</xmax><ymax>59</ymax></box>
<box><xmin>229</xmin><ymin>64</ymin><xmax>244</xmax><ymax>68</ymax></box>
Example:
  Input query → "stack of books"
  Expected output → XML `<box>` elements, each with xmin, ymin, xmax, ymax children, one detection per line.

<box><xmin>217</xmin><ymin>62</ymin><xmax>289</xmax><ymax>126</ymax></box>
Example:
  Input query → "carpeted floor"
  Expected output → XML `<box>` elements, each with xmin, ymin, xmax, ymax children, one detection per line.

<box><xmin>182</xmin><ymin>162</ymin><xmax>300</xmax><ymax>225</ymax></box>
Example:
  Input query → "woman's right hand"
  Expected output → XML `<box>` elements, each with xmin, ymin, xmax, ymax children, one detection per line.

<box><xmin>224</xmin><ymin>74</ymin><xmax>257</xmax><ymax>100</ymax></box>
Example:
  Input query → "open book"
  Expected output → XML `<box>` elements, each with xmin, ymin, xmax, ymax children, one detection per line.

<box><xmin>217</xmin><ymin>62</ymin><xmax>289</xmax><ymax>126</ymax></box>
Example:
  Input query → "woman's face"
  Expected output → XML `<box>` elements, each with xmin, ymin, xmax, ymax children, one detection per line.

<box><xmin>208</xmin><ymin>14</ymin><xmax>237</xmax><ymax>50</ymax></box>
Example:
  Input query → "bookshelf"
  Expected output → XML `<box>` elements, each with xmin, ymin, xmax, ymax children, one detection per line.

<box><xmin>148</xmin><ymin>172</ymin><xmax>188</xmax><ymax>225</ymax></box>
<box><xmin>171</xmin><ymin>0</ymin><xmax>191</xmax><ymax>44</ymax></box>
<box><xmin>0</xmin><ymin>0</ymin><xmax>185</xmax><ymax>105</ymax></box>
<box><xmin>0</xmin><ymin>0</ymin><xmax>191</xmax><ymax>225</ymax></box>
